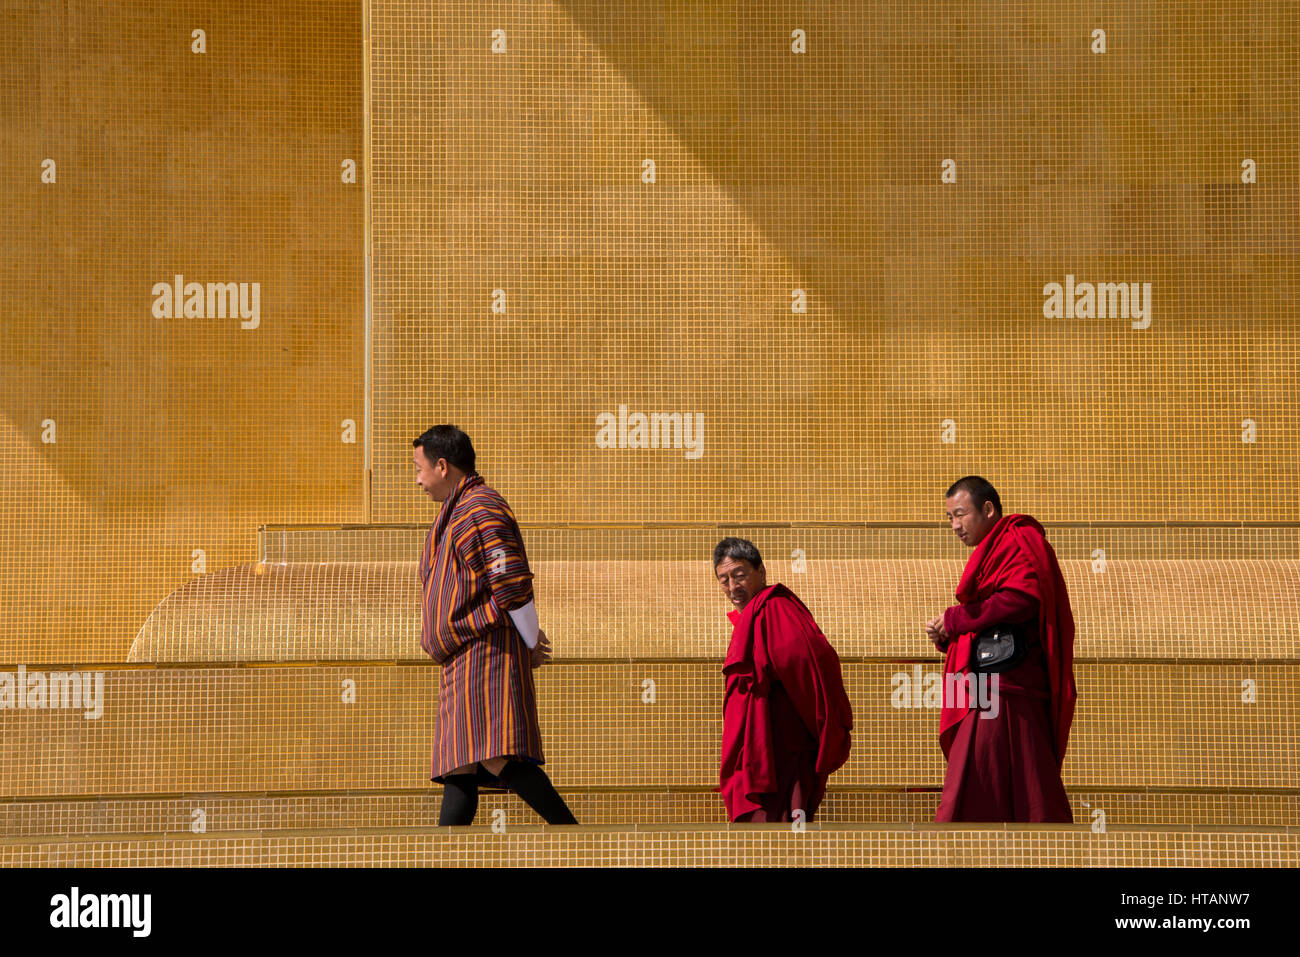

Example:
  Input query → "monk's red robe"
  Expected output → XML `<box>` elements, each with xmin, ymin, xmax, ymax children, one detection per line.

<box><xmin>936</xmin><ymin>513</ymin><xmax>1077</xmax><ymax>823</ymax></box>
<box><xmin>719</xmin><ymin>584</ymin><xmax>853</xmax><ymax>822</ymax></box>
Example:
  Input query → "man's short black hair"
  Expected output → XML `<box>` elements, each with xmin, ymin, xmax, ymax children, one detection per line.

<box><xmin>712</xmin><ymin>537</ymin><xmax>764</xmax><ymax>570</ymax></box>
<box><xmin>945</xmin><ymin>475</ymin><xmax>1002</xmax><ymax>515</ymax></box>
<box><xmin>412</xmin><ymin>425</ymin><xmax>477</xmax><ymax>474</ymax></box>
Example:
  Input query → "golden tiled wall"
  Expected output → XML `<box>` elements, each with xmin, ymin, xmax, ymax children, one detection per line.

<box><xmin>3</xmin><ymin>1</ymin><xmax>1298</xmax><ymax>867</ymax></box>
<box><xmin>369</xmin><ymin>1</ymin><xmax>1299</xmax><ymax>527</ymax></box>
<box><xmin>0</xmin><ymin>1</ymin><xmax>363</xmax><ymax>662</ymax></box>
<box><xmin>127</xmin><ymin>531</ymin><xmax>1300</xmax><ymax>661</ymax></box>
<box><xmin>5</xmin><ymin>1</ymin><xmax>1297</xmax><ymax>655</ymax></box>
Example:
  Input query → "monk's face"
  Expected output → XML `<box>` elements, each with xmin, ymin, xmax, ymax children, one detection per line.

<box><xmin>715</xmin><ymin>557</ymin><xmax>767</xmax><ymax>611</ymax></box>
<box><xmin>413</xmin><ymin>446</ymin><xmax>457</xmax><ymax>502</ymax></box>
<box><xmin>945</xmin><ymin>489</ymin><xmax>1000</xmax><ymax>547</ymax></box>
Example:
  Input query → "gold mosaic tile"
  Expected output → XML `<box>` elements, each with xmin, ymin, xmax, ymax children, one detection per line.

<box><xmin>2</xmin><ymin>825</ymin><xmax>1295</xmax><ymax>867</ymax></box>
<box><xmin>1</xmin><ymin>789</ymin><xmax>1294</xmax><ymax>837</ymax></box>
<box><xmin>4</xmin><ymin>0</ymin><xmax>1299</xmax><ymax>869</ymax></box>
<box><xmin>130</xmin><ymin>548</ymin><xmax>1300</xmax><ymax>661</ymax></box>
<box><xmin>0</xmin><ymin>663</ymin><xmax>1293</xmax><ymax>796</ymax></box>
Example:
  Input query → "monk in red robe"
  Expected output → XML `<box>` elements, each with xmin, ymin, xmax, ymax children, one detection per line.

<box><xmin>715</xmin><ymin>538</ymin><xmax>853</xmax><ymax>823</ymax></box>
<box><xmin>926</xmin><ymin>476</ymin><xmax>1077</xmax><ymax>823</ymax></box>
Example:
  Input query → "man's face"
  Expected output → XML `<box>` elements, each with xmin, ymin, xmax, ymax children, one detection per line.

<box><xmin>715</xmin><ymin>557</ymin><xmax>767</xmax><ymax>611</ymax></box>
<box><xmin>413</xmin><ymin>447</ymin><xmax>454</xmax><ymax>501</ymax></box>
<box><xmin>945</xmin><ymin>489</ymin><xmax>998</xmax><ymax>547</ymax></box>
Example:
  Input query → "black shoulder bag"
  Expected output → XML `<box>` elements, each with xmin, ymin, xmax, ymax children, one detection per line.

<box><xmin>971</xmin><ymin>622</ymin><xmax>1029</xmax><ymax>674</ymax></box>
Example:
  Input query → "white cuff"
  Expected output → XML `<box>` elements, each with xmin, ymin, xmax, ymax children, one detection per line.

<box><xmin>507</xmin><ymin>600</ymin><xmax>540</xmax><ymax>649</ymax></box>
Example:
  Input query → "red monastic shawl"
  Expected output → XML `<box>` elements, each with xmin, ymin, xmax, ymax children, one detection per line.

<box><xmin>938</xmin><ymin>513</ymin><xmax>1077</xmax><ymax>768</ymax></box>
<box><xmin>719</xmin><ymin>584</ymin><xmax>854</xmax><ymax>819</ymax></box>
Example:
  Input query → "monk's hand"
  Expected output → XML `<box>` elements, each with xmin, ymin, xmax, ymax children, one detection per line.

<box><xmin>529</xmin><ymin>630</ymin><xmax>552</xmax><ymax>669</ymax></box>
<box><xmin>926</xmin><ymin>615</ymin><xmax>949</xmax><ymax>652</ymax></box>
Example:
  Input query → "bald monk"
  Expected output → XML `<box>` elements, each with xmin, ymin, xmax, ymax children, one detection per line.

<box><xmin>715</xmin><ymin>537</ymin><xmax>853</xmax><ymax>823</ymax></box>
<box><xmin>414</xmin><ymin>424</ymin><xmax>577</xmax><ymax>826</ymax></box>
<box><xmin>926</xmin><ymin>476</ymin><xmax>1077</xmax><ymax>823</ymax></box>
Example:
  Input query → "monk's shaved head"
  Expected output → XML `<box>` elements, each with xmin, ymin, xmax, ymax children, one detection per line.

<box><xmin>945</xmin><ymin>477</ymin><xmax>1002</xmax><ymax>548</ymax></box>
<box><xmin>944</xmin><ymin>476</ymin><xmax>1001</xmax><ymax>515</ymax></box>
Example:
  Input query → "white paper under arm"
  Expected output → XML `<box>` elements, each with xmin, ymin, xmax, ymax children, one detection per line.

<box><xmin>508</xmin><ymin>600</ymin><xmax>540</xmax><ymax>649</ymax></box>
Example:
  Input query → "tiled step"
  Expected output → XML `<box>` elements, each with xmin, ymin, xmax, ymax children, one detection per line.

<box><xmin>3</xmin><ymin>823</ymin><xmax>1296</xmax><ymax>867</ymax></box>
<box><xmin>2</xmin><ymin>788</ymin><xmax>1295</xmax><ymax>836</ymax></box>
<box><xmin>127</xmin><ymin>523</ymin><xmax>1300</xmax><ymax>661</ymax></box>
<box><xmin>1</xmin><ymin>662</ymin><xmax>1293</xmax><ymax>796</ymax></box>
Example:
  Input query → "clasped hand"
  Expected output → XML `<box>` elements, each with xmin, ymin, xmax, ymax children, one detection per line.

<box><xmin>925</xmin><ymin>614</ymin><xmax>952</xmax><ymax>653</ymax></box>
<box><xmin>529</xmin><ymin>630</ymin><xmax>552</xmax><ymax>669</ymax></box>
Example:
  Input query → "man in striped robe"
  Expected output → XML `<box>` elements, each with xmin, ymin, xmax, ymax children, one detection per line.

<box><xmin>413</xmin><ymin>425</ymin><xmax>577</xmax><ymax>826</ymax></box>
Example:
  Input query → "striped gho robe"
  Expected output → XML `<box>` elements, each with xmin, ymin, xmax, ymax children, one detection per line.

<box><xmin>418</xmin><ymin>471</ymin><xmax>545</xmax><ymax>781</ymax></box>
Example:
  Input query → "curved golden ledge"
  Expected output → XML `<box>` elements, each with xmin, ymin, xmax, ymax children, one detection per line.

<box><xmin>128</xmin><ymin>558</ymin><xmax>1300</xmax><ymax>662</ymax></box>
